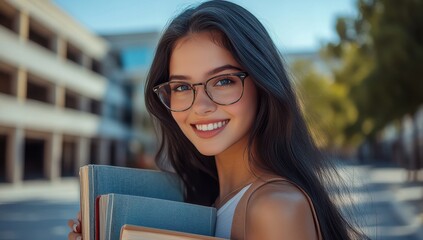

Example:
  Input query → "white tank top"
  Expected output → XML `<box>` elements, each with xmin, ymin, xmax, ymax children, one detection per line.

<box><xmin>214</xmin><ymin>184</ymin><xmax>252</xmax><ymax>238</ymax></box>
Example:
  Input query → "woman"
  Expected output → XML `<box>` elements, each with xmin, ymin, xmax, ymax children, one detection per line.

<box><xmin>69</xmin><ymin>1</ymin><xmax>367</xmax><ymax>239</ymax></box>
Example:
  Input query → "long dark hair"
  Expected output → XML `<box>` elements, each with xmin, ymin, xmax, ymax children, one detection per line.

<box><xmin>145</xmin><ymin>1</ymin><xmax>367</xmax><ymax>239</ymax></box>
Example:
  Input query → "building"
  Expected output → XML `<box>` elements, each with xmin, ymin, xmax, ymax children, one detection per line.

<box><xmin>0</xmin><ymin>0</ymin><xmax>137</xmax><ymax>184</ymax></box>
<box><xmin>101</xmin><ymin>31</ymin><xmax>161</xmax><ymax>169</ymax></box>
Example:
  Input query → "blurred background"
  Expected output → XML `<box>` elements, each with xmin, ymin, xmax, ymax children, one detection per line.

<box><xmin>0</xmin><ymin>0</ymin><xmax>422</xmax><ymax>239</ymax></box>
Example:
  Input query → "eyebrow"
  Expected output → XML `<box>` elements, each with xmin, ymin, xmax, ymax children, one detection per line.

<box><xmin>169</xmin><ymin>64</ymin><xmax>243</xmax><ymax>81</ymax></box>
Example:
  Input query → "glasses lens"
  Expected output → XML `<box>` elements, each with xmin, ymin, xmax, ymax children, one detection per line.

<box><xmin>156</xmin><ymin>82</ymin><xmax>194</xmax><ymax>111</ymax></box>
<box><xmin>206</xmin><ymin>74</ymin><xmax>244</xmax><ymax>105</ymax></box>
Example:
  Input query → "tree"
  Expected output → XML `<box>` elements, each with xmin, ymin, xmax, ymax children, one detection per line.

<box><xmin>292</xmin><ymin>60</ymin><xmax>358</xmax><ymax>150</ymax></box>
<box><xmin>325</xmin><ymin>0</ymin><xmax>423</xmax><ymax>141</ymax></box>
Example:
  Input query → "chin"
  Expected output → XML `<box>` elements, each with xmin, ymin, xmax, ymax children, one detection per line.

<box><xmin>196</xmin><ymin>149</ymin><xmax>220</xmax><ymax>157</ymax></box>
<box><xmin>194</xmin><ymin>145</ymin><xmax>224</xmax><ymax>157</ymax></box>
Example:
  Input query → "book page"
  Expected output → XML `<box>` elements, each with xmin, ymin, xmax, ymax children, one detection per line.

<box><xmin>121</xmin><ymin>225</ymin><xmax>227</xmax><ymax>240</ymax></box>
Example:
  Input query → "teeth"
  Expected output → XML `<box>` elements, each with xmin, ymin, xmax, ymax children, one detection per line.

<box><xmin>195</xmin><ymin>120</ymin><xmax>228</xmax><ymax>131</ymax></box>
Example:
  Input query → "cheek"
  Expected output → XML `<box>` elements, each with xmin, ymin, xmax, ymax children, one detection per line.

<box><xmin>228</xmin><ymin>80</ymin><xmax>258</xmax><ymax>135</ymax></box>
<box><xmin>240</xmin><ymin>81</ymin><xmax>258</xmax><ymax>116</ymax></box>
<box><xmin>171</xmin><ymin>112</ymin><xmax>182</xmax><ymax>125</ymax></box>
<box><xmin>244</xmin><ymin>84</ymin><xmax>259</xmax><ymax>129</ymax></box>
<box><xmin>242</xmin><ymin>102</ymin><xmax>257</xmax><ymax>130</ymax></box>
<box><xmin>171</xmin><ymin>112</ymin><xmax>189</xmax><ymax>132</ymax></box>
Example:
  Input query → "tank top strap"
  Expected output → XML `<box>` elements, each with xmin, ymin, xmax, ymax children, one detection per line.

<box><xmin>230</xmin><ymin>174</ymin><xmax>322</xmax><ymax>240</ymax></box>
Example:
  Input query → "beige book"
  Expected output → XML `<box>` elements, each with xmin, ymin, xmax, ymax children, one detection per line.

<box><xmin>120</xmin><ymin>225</ymin><xmax>228</xmax><ymax>240</ymax></box>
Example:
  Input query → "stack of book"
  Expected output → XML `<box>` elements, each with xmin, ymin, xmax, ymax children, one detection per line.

<box><xmin>79</xmin><ymin>165</ymin><xmax>224</xmax><ymax>240</ymax></box>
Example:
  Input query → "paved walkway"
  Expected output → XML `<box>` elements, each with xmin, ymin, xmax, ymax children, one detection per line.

<box><xmin>0</xmin><ymin>179</ymin><xmax>79</xmax><ymax>240</ymax></box>
<box><xmin>0</xmin><ymin>162</ymin><xmax>422</xmax><ymax>240</ymax></box>
<box><xmin>0</xmin><ymin>178</ymin><xmax>79</xmax><ymax>203</ymax></box>
<box><xmin>338</xmin><ymin>161</ymin><xmax>423</xmax><ymax>239</ymax></box>
<box><xmin>366</xmin><ymin>162</ymin><xmax>423</xmax><ymax>239</ymax></box>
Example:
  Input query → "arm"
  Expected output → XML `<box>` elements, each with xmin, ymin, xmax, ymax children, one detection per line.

<box><xmin>246</xmin><ymin>182</ymin><xmax>319</xmax><ymax>240</ymax></box>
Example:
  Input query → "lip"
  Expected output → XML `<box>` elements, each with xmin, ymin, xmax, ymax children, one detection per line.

<box><xmin>190</xmin><ymin>119</ymin><xmax>229</xmax><ymax>139</ymax></box>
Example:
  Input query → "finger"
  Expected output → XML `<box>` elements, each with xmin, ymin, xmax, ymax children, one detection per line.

<box><xmin>73</xmin><ymin>222</ymin><xmax>79</xmax><ymax>233</ymax></box>
<box><xmin>67</xmin><ymin>219</ymin><xmax>81</xmax><ymax>233</ymax></box>
<box><xmin>67</xmin><ymin>219</ymin><xmax>76</xmax><ymax>229</ymax></box>
<box><xmin>68</xmin><ymin>231</ymin><xmax>82</xmax><ymax>240</ymax></box>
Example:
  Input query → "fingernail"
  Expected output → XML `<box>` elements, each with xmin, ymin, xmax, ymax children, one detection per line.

<box><xmin>73</xmin><ymin>223</ymin><xmax>78</xmax><ymax>233</ymax></box>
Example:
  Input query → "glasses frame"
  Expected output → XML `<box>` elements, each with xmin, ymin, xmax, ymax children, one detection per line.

<box><xmin>153</xmin><ymin>72</ymin><xmax>249</xmax><ymax>112</ymax></box>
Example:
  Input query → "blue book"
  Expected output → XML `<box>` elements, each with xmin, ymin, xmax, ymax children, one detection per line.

<box><xmin>98</xmin><ymin>193</ymin><xmax>217</xmax><ymax>240</ymax></box>
<box><xmin>79</xmin><ymin>165</ymin><xmax>185</xmax><ymax>240</ymax></box>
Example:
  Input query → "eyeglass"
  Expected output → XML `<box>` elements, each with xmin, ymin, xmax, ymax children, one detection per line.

<box><xmin>153</xmin><ymin>72</ymin><xmax>248</xmax><ymax>112</ymax></box>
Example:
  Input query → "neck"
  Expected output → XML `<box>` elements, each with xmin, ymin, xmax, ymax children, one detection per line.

<box><xmin>214</xmin><ymin>141</ymin><xmax>257</xmax><ymax>205</ymax></box>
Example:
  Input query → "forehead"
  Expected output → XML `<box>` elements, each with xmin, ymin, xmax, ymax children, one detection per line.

<box><xmin>169</xmin><ymin>32</ymin><xmax>241</xmax><ymax>77</ymax></box>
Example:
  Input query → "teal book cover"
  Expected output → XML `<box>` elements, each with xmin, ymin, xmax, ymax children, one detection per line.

<box><xmin>99</xmin><ymin>193</ymin><xmax>217</xmax><ymax>240</ymax></box>
<box><xmin>79</xmin><ymin>165</ymin><xmax>185</xmax><ymax>240</ymax></box>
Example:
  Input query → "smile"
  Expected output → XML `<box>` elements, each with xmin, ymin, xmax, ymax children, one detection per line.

<box><xmin>195</xmin><ymin>120</ymin><xmax>229</xmax><ymax>131</ymax></box>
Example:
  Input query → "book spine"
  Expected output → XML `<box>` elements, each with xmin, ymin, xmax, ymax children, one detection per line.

<box><xmin>90</xmin><ymin>165</ymin><xmax>96</xmax><ymax>240</ymax></box>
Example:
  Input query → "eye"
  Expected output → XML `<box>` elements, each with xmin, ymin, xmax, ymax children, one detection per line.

<box><xmin>215</xmin><ymin>78</ymin><xmax>234</xmax><ymax>86</ymax></box>
<box><xmin>172</xmin><ymin>83</ymin><xmax>191</xmax><ymax>92</ymax></box>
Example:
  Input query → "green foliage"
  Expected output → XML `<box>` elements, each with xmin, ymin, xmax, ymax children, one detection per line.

<box><xmin>325</xmin><ymin>0</ymin><xmax>423</xmax><ymax>143</ymax></box>
<box><xmin>292</xmin><ymin>60</ymin><xmax>358</xmax><ymax>149</ymax></box>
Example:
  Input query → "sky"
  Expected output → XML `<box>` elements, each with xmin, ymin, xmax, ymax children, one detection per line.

<box><xmin>52</xmin><ymin>0</ymin><xmax>357</xmax><ymax>53</ymax></box>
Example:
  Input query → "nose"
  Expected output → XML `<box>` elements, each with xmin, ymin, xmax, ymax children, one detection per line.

<box><xmin>192</xmin><ymin>85</ymin><xmax>217</xmax><ymax>115</ymax></box>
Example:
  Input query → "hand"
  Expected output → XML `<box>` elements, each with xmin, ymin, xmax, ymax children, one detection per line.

<box><xmin>68</xmin><ymin>211</ymin><xmax>82</xmax><ymax>240</ymax></box>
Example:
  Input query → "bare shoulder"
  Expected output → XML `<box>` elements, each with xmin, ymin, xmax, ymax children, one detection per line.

<box><xmin>246</xmin><ymin>181</ymin><xmax>319</xmax><ymax>240</ymax></box>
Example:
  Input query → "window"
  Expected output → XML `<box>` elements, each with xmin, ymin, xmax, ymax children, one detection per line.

<box><xmin>66</xmin><ymin>43</ymin><xmax>82</xmax><ymax>65</ymax></box>
<box><xmin>0</xmin><ymin>1</ymin><xmax>17</xmax><ymax>32</ymax></box>
<box><xmin>121</xmin><ymin>46</ymin><xmax>154</xmax><ymax>70</ymax></box>
<box><xmin>0</xmin><ymin>66</ymin><xmax>13</xmax><ymax>95</ymax></box>
<box><xmin>89</xmin><ymin>99</ymin><xmax>102</xmax><ymax>115</ymax></box>
<box><xmin>65</xmin><ymin>90</ymin><xmax>79</xmax><ymax>110</ymax></box>
<box><xmin>29</xmin><ymin>19</ymin><xmax>53</xmax><ymax>51</ymax></box>
<box><xmin>26</xmin><ymin>75</ymin><xmax>53</xmax><ymax>104</ymax></box>
<box><xmin>123</xmin><ymin>107</ymin><xmax>132</xmax><ymax>126</ymax></box>
<box><xmin>91</xmin><ymin>59</ymin><xmax>102</xmax><ymax>74</ymax></box>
